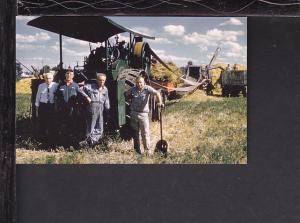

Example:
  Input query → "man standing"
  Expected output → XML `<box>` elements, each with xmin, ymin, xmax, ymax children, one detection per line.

<box><xmin>35</xmin><ymin>71</ymin><xmax>59</xmax><ymax>143</ymax></box>
<box><xmin>126</xmin><ymin>76</ymin><xmax>163</xmax><ymax>154</ymax></box>
<box><xmin>55</xmin><ymin>69</ymin><xmax>90</xmax><ymax>144</ymax></box>
<box><xmin>80</xmin><ymin>73</ymin><xmax>110</xmax><ymax>147</ymax></box>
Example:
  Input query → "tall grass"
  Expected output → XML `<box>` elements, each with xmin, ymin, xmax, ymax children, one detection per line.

<box><xmin>16</xmin><ymin>89</ymin><xmax>247</xmax><ymax>164</ymax></box>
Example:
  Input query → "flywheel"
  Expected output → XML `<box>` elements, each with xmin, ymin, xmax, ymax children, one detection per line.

<box><xmin>132</xmin><ymin>42</ymin><xmax>151</xmax><ymax>74</ymax></box>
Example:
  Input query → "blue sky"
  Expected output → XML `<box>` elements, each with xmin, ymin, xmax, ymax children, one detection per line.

<box><xmin>16</xmin><ymin>16</ymin><xmax>247</xmax><ymax>70</ymax></box>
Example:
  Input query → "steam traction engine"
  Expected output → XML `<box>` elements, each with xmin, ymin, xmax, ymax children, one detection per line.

<box><xmin>28</xmin><ymin>16</ymin><xmax>163</xmax><ymax>136</ymax></box>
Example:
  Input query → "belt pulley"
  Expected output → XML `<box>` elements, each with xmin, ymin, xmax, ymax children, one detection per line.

<box><xmin>131</xmin><ymin>41</ymin><xmax>176</xmax><ymax>76</ymax></box>
<box><xmin>132</xmin><ymin>42</ymin><xmax>151</xmax><ymax>71</ymax></box>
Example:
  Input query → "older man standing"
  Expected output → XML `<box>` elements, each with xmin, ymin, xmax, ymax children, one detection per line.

<box><xmin>126</xmin><ymin>76</ymin><xmax>163</xmax><ymax>154</ymax></box>
<box><xmin>35</xmin><ymin>71</ymin><xmax>59</xmax><ymax>142</ymax></box>
<box><xmin>55</xmin><ymin>69</ymin><xmax>90</xmax><ymax>144</ymax></box>
<box><xmin>80</xmin><ymin>73</ymin><xmax>110</xmax><ymax>147</ymax></box>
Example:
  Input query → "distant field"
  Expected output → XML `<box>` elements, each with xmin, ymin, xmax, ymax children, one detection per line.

<box><xmin>16</xmin><ymin>79</ymin><xmax>247</xmax><ymax>164</ymax></box>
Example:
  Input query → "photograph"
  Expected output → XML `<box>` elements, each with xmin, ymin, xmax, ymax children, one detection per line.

<box><xmin>2</xmin><ymin>1</ymin><xmax>299</xmax><ymax>222</ymax></box>
<box><xmin>15</xmin><ymin>16</ymin><xmax>247</xmax><ymax>164</ymax></box>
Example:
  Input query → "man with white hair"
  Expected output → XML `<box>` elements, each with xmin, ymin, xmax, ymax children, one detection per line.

<box><xmin>79</xmin><ymin>73</ymin><xmax>110</xmax><ymax>147</ymax></box>
<box><xmin>35</xmin><ymin>71</ymin><xmax>59</xmax><ymax>143</ymax></box>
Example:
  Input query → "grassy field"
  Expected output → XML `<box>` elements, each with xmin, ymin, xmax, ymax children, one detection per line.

<box><xmin>16</xmin><ymin>79</ymin><xmax>247</xmax><ymax>164</ymax></box>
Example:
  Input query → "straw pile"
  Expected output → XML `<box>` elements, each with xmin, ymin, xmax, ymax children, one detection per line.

<box><xmin>151</xmin><ymin>62</ymin><xmax>183</xmax><ymax>84</ymax></box>
<box><xmin>16</xmin><ymin>78</ymin><xmax>33</xmax><ymax>94</ymax></box>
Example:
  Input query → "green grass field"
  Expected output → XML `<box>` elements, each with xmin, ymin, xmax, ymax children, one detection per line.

<box><xmin>16</xmin><ymin>90</ymin><xmax>247</xmax><ymax>164</ymax></box>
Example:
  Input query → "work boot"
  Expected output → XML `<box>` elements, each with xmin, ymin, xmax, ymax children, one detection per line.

<box><xmin>79</xmin><ymin>140</ymin><xmax>89</xmax><ymax>148</ymax></box>
<box><xmin>135</xmin><ymin>148</ymin><xmax>142</xmax><ymax>154</ymax></box>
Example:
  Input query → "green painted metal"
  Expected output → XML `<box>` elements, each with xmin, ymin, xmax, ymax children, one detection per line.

<box><xmin>111</xmin><ymin>59</ymin><xmax>128</xmax><ymax>80</ymax></box>
<box><xmin>111</xmin><ymin>59</ymin><xmax>128</xmax><ymax>126</ymax></box>
<box><xmin>117</xmin><ymin>79</ymin><xmax>126</xmax><ymax>126</ymax></box>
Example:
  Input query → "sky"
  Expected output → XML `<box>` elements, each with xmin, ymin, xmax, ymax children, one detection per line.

<box><xmin>16</xmin><ymin>16</ymin><xmax>247</xmax><ymax>71</ymax></box>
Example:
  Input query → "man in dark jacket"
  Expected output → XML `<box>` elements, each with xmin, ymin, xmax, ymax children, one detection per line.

<box><xmin>55</xmin><ymin>69</ymin><xmax>90</xmax><ymax>145</ymax></box>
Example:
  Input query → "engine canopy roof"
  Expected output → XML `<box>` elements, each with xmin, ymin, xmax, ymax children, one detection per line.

<box><xmin>27</xmin><ymin>16</ymin><xmax>155</xmax><ymax>43</ymax></box>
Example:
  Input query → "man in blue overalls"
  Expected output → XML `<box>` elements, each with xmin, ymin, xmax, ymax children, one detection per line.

<box><xmin>55</xmin><ymin>69</ymin><xmax>90</xmax><ymax>145</ymax></box>
<box><xmin>80</xmin><ymin>73</ymin><xmax>110</xmax><ymax>147</ymax></box>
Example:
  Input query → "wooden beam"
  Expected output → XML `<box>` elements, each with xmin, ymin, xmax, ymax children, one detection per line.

<box><xmin>0</xmin><ymin>0</ymin><xmax>16</xmax><ymax>222</ymax></box>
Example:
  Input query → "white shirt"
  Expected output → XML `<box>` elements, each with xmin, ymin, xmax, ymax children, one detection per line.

<box><xmin>35</xmin><ymin>82</ymin><xmax>59</xmax><ymax>106</ymax></box>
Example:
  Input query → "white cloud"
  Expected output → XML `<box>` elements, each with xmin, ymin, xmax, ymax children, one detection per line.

<box><xmin>149</xmin><ymin>37</ymin><xmax>174</xmax><ymax>44</ymax></box>
<box><xmin>206</xmin><ymin>52</ymin><xmax>215</xmax><ymax>60</ymax></box>
<box><xmin>219</xmin><ymin>41</ymin><xmax>247</xmax><ymax>63</ymax></box>
<box><xmin>164</xmin><ymin>25</ymin><xmax>185</xmax><ymax>36</ymax></box>
<box><xmin>65</xmin><ymin>48</ymin><xmax>88</xmax><ymax>57</ymax></box>
<box><xmin>16</xmin><ymin>32</ymin><xmax>51</xmax><ymax>43</ymax></box>
<box><xmin>31</xmin><ymin>57</ymin><xmax>49</xmax><ymax>61</ymax></box>
<box><xmin>202</xmin><ymin>40</ymin><xmax>246</xmax><ymax>64</ymax></box>
<box><xmin>50</xmin><ymin>43</ymin><xmax>89</xmax><ymax>57</ymax></box>
<box><xmin>152</xmin><ymin>49</ymin><xmax>166</xmax><ymax>55</ymax></box>
<box><xmin>219</xmin><ymin>18</ymin><xmax>243</xmax><ymax>26</ymax></box>
<box><xmin>16</xmin><ymin>43</ymin><xmax>46</xmax><ymax>50</ymax></box>
<box><xmin>152</xmin><ymin>48</ymin><xmax>197</xmax><ymax>66</ymax></box>
<box><xmin>18</xmin><ymin>57</ymin><xmax>50</xmax><ymax>62</ymax></box>
<box><xmin>197</xmin><ymin>45</ymin><xmax>208</xmax><ymax>52</ymax></box>
<box><xmin>223</xmin><ymin>41</ymin><xmax>244</xmax><ymax>52</ymax></box>
<box><xmin>17</xmin><ymin>57</ymin><xmax>53</xmax><ymax>69</ymax></box>
<box><xmin>166</xmin><ymin>55</ymin><xmax>196</xmax><ymax>62</ymax></box>
<box><xmin>64</xmin><ymin>38</ymin><xmax>89</xmax><ymax>46</ymax></box>
<box><xmin>213</xmin><ymin>56</ymin><xmax>228</xmax><ymax>63</ymax></box>
<box><xmin>184</xmin><ymin>32</ymin><xmax>210</xmax><ymax>45</ymax></box>
<box><xmin>50</xmin><ymin>44</ymin><xmax>60</xmax><ymax>52</ymax></box>
<box><xmin>184</xmin><ymin>29</ymin><xmax>244</xmax><ymax>46</ymax></box>
<box><xmin>207</xmin><ymin>29</ymin><xmax>243</xmax><ymax>41</ymax></box>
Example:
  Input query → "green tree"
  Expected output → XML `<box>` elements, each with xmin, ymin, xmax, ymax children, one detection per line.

<box><xmin>39</xmin><ymin>65</ymin><xmax>50</xmax><ymax>74</ymax></box>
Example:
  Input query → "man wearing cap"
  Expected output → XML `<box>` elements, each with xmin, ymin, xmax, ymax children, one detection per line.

<box><xmin>55</xmin><ymin>69</ymin><xmax>90</xmax><ymax>143</ymax></box>
<box><xmin>126</xmin><ymin>76</ymin><xmax>163</xmax><ymax>154</ymax></box>
<box><xmin>35</xmin><ymin>71</ymin><xmax>59</xmax><ymax>143</ymax></box>
<box><xmin>80</xmin><ymin>73</ymin><xmax>110</xmax><ymax>147</ymax></box>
